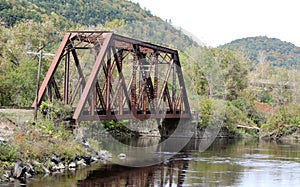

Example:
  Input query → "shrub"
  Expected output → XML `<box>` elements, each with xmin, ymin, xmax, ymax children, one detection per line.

<box><xmin>262</xmin><ymin>105</ymin><xmax>300</xmax><ymax>136</ymax></box>
<box><xmin>0</xmin><ymin>143</ymin><xmax>17</xmax><ymax>162</ymax></box>
<box><xmin>198</xmin><ymin>97</ymin><xmax>257</xmax><ymax>134</ymax></box>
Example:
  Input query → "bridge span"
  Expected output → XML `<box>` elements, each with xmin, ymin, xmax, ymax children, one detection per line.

<box><xmin>32</xmin><ymin>31</ymin><xmax>191</xmax><ymax>124</ymax></box>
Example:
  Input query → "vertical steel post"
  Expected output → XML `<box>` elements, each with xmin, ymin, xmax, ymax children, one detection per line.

<box><xmin>106</xmin><ymin>47</ymin><xmax>111</xmax><ymax>115</ymax></box>
<box><xmin>64</xmin><ymin>49</ymin><xmax>70</xmax><ymax>104</ymax></box>
<box><xmin>131</xmin><ymin>45</ymin><xmax>139</xmax><ymax>116</ymax></box>
<box><xmin>91</xmin><ymin>88</ymin><xmax>96</xmax><ymax>116</ymax></box>
<box><xmin>172</xmin><ymin>57</ymin><xmax>177</xmax><ymax>113</ymax></box>
<box><xmin>154</xmin><ymin>52</ymin><xmax>159</xmax><ymax>116</ymax></box>
<box><xmin>132</xmin><ymin>60</ymin><xmax>137</xmax><ymax>115</ymax></box>
<box><xmin>118</xmin><ymin>51</ymin><xmax>123</xmax><ymax>115</ymax></box>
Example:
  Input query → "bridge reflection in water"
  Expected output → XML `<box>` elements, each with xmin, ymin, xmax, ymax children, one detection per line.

<box><xmin>77</xmin><ymin>159</ymin><xmax>189</xmax><ymax>187</ymax></box>
<box><xmin>75</xmin><ymin>138</ymin><xmax>237</xmax><ymax>187</ymax></box>
<box><xmin>76</xmin><ymin>138</ymin><xmax>216</xmax><ymax>187</ymax></box>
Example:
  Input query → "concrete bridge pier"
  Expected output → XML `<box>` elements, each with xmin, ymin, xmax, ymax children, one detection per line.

<box><xmin>159</xmin><ymin>119</ymin><xmax>194</xmax><ymax>138</ymax></box>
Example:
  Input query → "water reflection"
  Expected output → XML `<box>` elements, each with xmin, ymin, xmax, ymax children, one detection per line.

<box><xmin>22</xmin><ymin>138</ymin><xmax>300</xmax><ymax>187</ymax></box>
<box><xmin>77</xmin><ymin>138</ymin><xmax>245</xmax><ymax>186</ymax></box>
<box><xmin>77</xmin><ymin>160</ymin><xmax>190</xmax><ymax>187</ymax></box>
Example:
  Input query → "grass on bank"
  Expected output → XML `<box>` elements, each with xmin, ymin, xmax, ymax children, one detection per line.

<box><xmin>0</xmin><ymin>103</ymin><xmax>91</xmax><ymax>175</ymax></box>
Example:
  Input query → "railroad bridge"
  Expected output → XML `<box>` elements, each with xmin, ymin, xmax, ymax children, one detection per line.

<box><xmin>33</xmin><ymin>31</ymin><xmax>191</xmax><ymax>124</ymax></box>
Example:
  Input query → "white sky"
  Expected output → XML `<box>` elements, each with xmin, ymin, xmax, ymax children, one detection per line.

<box><xmin>130</xmin><ymin>0</ymin><xmax>300</xmax><ymax>47</ymax></box>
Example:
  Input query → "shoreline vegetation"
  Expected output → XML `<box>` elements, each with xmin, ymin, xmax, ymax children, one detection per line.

<box><xmin>1</xmin><ymin>102</ymin><xmax>300</xmax><ymax>184</ymax></box>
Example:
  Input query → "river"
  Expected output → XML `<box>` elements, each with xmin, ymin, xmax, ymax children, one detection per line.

<box><xmin>8</xmin><ymin>138</ymin><xmax>300</xmax><ymax>187</ymax></box>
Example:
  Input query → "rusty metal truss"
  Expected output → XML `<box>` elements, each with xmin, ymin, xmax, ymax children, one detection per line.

<box><xmin>32</xmin><ymin>31</ymin><xmax>191</xmax><ymax>123</ymax></box>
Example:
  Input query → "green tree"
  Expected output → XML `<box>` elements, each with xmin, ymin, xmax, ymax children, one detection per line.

<box><xmin>0</xmin><ymin>20</ymin><xmax>62</xmax><ymax>106</ymax></box>
<box><xmin>182</xmin><ymin>46</ymin><xmax>249</xmax><ymax>100</ymax></box>
<box><xmin>4</xmin><ymin>56</ymin><xmax>37</xmax><ymax>106</ymax></box>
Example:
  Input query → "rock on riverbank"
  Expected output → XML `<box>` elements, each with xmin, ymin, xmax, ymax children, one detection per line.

<box><xmin>0</xmin><ymin>109</ymin><xmax>112</xmax><ymax>184</ymax></box>
<box><xmin>0</xmin><ymin>145</ymin><xmax>111</xmax><ymax>183</ymax></box>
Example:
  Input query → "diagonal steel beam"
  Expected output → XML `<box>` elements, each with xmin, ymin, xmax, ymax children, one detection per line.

<box><xmin>174</xmin><ymin>52</ymin><xmax>191</xmax><ymax>115</ymax></box>
<box><xmin>32</xmin><ymin>33</ymin><xmax>73</xmax><ymax>107</ymax></box>
<box><xmin>111</xmin><ymin>78</ymin><xmax>122</xmax><ymax>108</ymax></box>
<box><xmin>71</xmin><ymin>48</ymin><xmax>86</xmax><ymax>86</ymax></box>
<box><xmin>95</xmin><ymin>81</ymin><xmax>106</xmax><ymax>110</ymax></box>
<box><xmin>111</xmin><ymin>47</ymin><xmax>131</xmax><ymax>110</ymax></box>
<box><xmin>73</xmin><ymin>33</ymin><xmax>113</xmax><ymax>122</ymax></box>
<box><xmin>70</xmin><ymin>77</ymin><xmax>83</xmax><ymax>105</ymax></box>
<box><xmin>164</xmin><ymin>84</ymin><xmax>173</xmax><ymax>112</ymax></box>
<box><xmin>52</xmin><ymin>77</ymin><xmax>62</xmax><ymax>101</ymax></box>
<box><xmin>157</xmin><ymin>60</ymin><xmax>173</xmax><ymax>111</ymax></box>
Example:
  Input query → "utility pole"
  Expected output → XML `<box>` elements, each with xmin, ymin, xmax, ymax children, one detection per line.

<box><xmin>27</xmin><ymin>51</ymin><xmax>55</xmax><ymax>121</ymax></box>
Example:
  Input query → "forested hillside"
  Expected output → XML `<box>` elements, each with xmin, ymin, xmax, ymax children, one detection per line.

<box><xmin>0</xmin><ymin>0</ymin><xmax>196</xmax><ymax>50</ymax></box>
<box><xmin>1</xmin><ymin>0</ymin><xmax>155</xmax><ymax>27</ymax></box>
<box><xmin>221</xmin><ymin>36</ymin><xmax>300</xmax><ymax>68</ymax></box>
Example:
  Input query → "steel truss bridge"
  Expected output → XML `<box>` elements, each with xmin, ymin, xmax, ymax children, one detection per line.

<box><xmin>33</xmin><ymin>31</ymin><xmax>191</xmax><ymax>124</ymax></box>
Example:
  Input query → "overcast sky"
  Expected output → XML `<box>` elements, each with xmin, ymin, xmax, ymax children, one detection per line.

<box><xmin>130</xmin><ymin>0</ymin><xmax>300</xmax><ymax>47</ymax></box>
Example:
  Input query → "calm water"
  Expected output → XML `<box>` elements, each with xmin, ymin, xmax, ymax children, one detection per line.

<box><xmin>9</xmin><ymin>138</ymin><xmax>300</xmax><ymax>187</ymax></box>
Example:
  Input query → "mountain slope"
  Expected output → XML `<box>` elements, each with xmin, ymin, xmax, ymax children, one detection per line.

<box><xmin>0</xmin><ymin>0</ymin><xmax>154</xmax><ymax>27</ymax></box>
<box><xmin>0</xmin><ymin>0</ymin><xmax>196</xmax><ymax>50</ymax></box>
<box><xmin>220</xmin><ymin>36</ymin><xmax>300</xmax><ymax>68</ymax></box>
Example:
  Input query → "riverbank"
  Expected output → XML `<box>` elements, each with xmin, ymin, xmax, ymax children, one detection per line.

<box><xmin>0</xmin><ymin>109</ymin><xmax>111</xmax><ymax>184</ymax></box>
<box><xmin>0</xmin><ymin>108</ymin><xmax>260</xmax><ymax>184</ymax></box>
<box><xmin>1</xmin><ymin>106</ymin><xmax>300</xmax><ymax>185</ymax></box>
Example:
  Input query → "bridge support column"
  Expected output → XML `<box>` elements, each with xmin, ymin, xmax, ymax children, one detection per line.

<box><xmin>159</xmin><ymin>118</ymin><xmax>194</xmax><ymax>138</ymax></box>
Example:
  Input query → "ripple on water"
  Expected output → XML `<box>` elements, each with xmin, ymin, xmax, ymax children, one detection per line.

<box><xmin>192</xmin><ymin>156</ymin><xmax>234</xmax><ymax>164</ymax></box>
<box><xmin>237</xmin><ymin>154</ymin><xmax>300</xmax><ymax>169</ymax></box>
